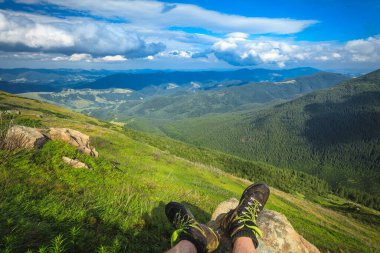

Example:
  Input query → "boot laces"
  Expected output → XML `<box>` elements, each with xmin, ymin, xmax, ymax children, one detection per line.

<box><xmin>238</xmin><ymin>196</ymin><xmax>262</xmax><ymax>224</ymax></box>
<box><xmin>173</xmin><ymin>212</ymin><xmax>194</xmax><ymax>229</ymax></box>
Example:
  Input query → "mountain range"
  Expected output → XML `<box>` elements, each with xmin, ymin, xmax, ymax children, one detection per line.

<box><xmin>2</xmin><ymin>67</ymin><xmax>379</xmax><ymax>207</ymax></box>
<box><xmin>19</xmin><ymin>71</ymin><xmax>349</xmax><ymax>121</ymax></box>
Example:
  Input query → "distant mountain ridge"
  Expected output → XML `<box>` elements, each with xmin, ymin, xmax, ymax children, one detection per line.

<box><xmin>79</xmin><ymin>67</ymin><xmax>321</xmax><ymax>90</ymax></box>
<box><xmin>0</xmin><ymin>67</ymin><xmax>320</xmax><ymax>94</ymax></box>
<box><xmin>122</xmin><ymin>72</ymin><xmax>349</xmax><ymax>119</ymax></box>
<box><xmin>19</xmin><ymin>71</ymin><xmax>349</xmax><ymax>121</ymax></box>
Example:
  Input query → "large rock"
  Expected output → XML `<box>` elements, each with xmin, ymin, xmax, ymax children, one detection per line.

<box><xmin>48</xmin><ymin>128</ymin><xmax>98</xmax><ymax>157</ymax></box>
<box><xmin>0</xmin><ymin>110</ymin><xmax>21</xmax><ymax>115</ymax></box>
<box><xmin>62</xmin><ymin>156</ymin><xmax>89</xmax><ymax>169</ymax></box>
<box><xmin>208</xmin><ymin>198</ymin><xmax>320</xmax><ymax>253</ymax></box>
<box><xmin>3</xmin><ymin>125</ymin><xmax>48</xmax><ymax>149</ymax></box>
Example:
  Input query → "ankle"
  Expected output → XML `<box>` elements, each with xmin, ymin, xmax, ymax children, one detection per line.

<box><xmin>167</xmin><ymin>240</ymin><xmax>197</xmax><ymax>253</ymax></box>
<box><xmin>232</xmin><ymin>230</ymin><xmax>259</xmax><ymax>248</ymax></box>
<box><xmin>233</xmin><ymin>237</ymin><xmax>256</xmax><ymax>253</ymax></box>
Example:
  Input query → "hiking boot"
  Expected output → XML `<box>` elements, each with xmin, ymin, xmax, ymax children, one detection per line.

<box><xmin>165</xmin><ymin>202</ymin><xmax>220</xmax><ymax>253</ymax></box>
<box><xmin>221</xmin><ymin>182</ymin><xmax>270</xmax><ymax>248</ymax></box>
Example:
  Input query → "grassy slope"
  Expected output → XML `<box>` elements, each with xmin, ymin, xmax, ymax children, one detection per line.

<box><xmin>0</xmin><ymin>92</ymin><xmax>379</xmax><ymax>252</ymax></box>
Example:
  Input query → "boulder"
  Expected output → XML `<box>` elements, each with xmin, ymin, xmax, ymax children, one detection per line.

<box><xmin>62</xmin><ymin>156</ymin><xmax>89</xmax><ymax>169</ymax></box>
<box><xmin>208</xmin><ymin>198</ymin><xmax>320</xmax><ymax>253</ymax></box>
<box><xmin>0</xmin><ymin>110</ymin><xmax>21</xmax><ymax>115</ymax></box>
<box><xmin>3</xmin><ymin>125</ymin><xmax>48</xmax><ymax>149</ymax></box>
<box><xmin>48</xmin><ymin>128</ymin><xmax>98</xmax><ymax>157</ymax></box>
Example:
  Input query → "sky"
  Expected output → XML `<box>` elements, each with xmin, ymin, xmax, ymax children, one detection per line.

<box><xmin>0</xmin><ymin>0</ymin><xmax>379</xmax><ymax>71</ymax></box>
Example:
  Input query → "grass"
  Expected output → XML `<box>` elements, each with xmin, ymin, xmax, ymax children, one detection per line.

<box><xmin>0</xmin><ymin>91</ymin><xmax>379</xmax><ymax>252</ymax></box>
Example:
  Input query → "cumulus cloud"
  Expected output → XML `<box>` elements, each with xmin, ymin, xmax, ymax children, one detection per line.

<box><xmin>344</xmin><ymin>36</ymin><xmax>380</xmax><ymax>62</ymax></box>
<box><xmin>0</xmin><ymin>11</ymin><xmax>74</xmax><ymax>49</ymax></box>
<box><xmin>100</xmin><ymin>55</ymin><xmax>127</xmax><ymax>62</ymax></box>
<box><xmin>52</xmin><ymin>53</ymin><xmax>127</xmax><ymax>62</ymax></box>
<box><xmin>205</xmin><ymin>34</ymin><xmax>380</xmax><ymax>67</ymax></box>
<box><xmin>0</xmin><ymin>10</ymin><xmax>165</xmax><ymax>58</ymax></box>
<box><xmin>69</xmin><ymin>53</ymin><xmax>92</xmax><ymax>62</ymax></box>
<box><xmin>14</xmin><ymin>0</ymin><xmax>317</xmax><ymax>34</ymax></box>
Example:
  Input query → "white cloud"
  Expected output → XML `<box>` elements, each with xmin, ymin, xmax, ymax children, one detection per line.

<box><xmin>52</xmin><ymin>56</ymin><xmax>67</xmax><ymax>61</ymax></box>
<box><xmin>207</xmin><ymin>34</ymin><xmax>380</xmax><ymax>67</ymax></box>
<box><xmin>0</xmin><ymin>10</ymin><xmax>165</xmax><ymax>58</ymax></box>
<box><xmin>332</xmin><ymin>53</ymin><xmax>341</xmax><ymax>58</ymax></box>
<box><xmin>100</xmin><ymin>55</ymin><xmax>127</xmax><ymax>62</ymax></box>
<box><xmin>211</xmin><ymin>36</ymin><xmax>300</xmax><ymax>67</ymax></box>
<box><xmin>14</xmin><ymin>0</ymin><xmax>317</xmax><ymax>34</ymax></box>
<box><xmin>69</xmin><ymin>53</ymin><xmax>92</xmax><ymax>62</ymax></box>
<box><xmin>344</xmin><ymin>36</ymin><xmax>380</xmax><ymax>62</ymax></box>
<box><xmin>52</xmin><ymin>53</ymin><xmax>127</xmax><ymax>62</ymax></box>
<box><xmin>227</xmin><ymin>32</ymin><xmax>250</xmax><ymax>39</ymax></box>
<box><xmin>0</xmin><ymin>12</ymin><xmax>74</xmax><ymax>48</ymax></box>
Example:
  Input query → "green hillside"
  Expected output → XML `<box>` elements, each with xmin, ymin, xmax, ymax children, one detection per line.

<box><xmin>147</xmin><ymin>70</ymin><xmax>380</xmax><ymax>209</ymax></box>
<box><xmin>0</xmin><ymin>92</ymin><xmax>379</xmax><ymax>252</ymax></box>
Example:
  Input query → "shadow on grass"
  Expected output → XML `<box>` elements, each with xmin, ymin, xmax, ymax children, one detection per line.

<box><xmin>1</xmin><ymin>200</ymin><xmax>211</xmax><ymax>253</ymax></box>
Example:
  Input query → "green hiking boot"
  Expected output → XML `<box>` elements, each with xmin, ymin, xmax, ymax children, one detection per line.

<box><xmin>165</xmin><ymin>202</ymin><xmax>220</xmax><ymax>253</ymax></box>
<box><xmin>221</xmin><ymin>182</ymin><xmax>270</xmax><ymax>248</ymax></box>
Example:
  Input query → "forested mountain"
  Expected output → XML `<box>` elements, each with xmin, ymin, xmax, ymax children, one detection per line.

<box><xmin>0</xmin><ymin>68</ymin><xmax>115</xmax><ymax>93</ymax></box>
<box><xmin>22</xmin><ymin>71</ymin><xmax>348</xmax><ymax>121</ymax></box>
<box><xmin>0</xmin><ymin>80</ymin><xmax>58</xmax><ymax>93</ymax></box>
<box><xmin>121</xmin><ymin>72</ymin><xmax>348</xmax><ymax>119</ymax></box>
<box><xmin>150</xmin><ymin>69</ymin><xmax>380</xmax><ymax>208</ymax></box>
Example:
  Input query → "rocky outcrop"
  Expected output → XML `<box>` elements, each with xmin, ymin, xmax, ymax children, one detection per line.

<box><xmin>2</xmin><ymin>126</ymin><xmax>98</xmax><ymax>157</ymax></box>
<box><xmin>62</xmin><ymin>156</ymin><xmax>89</xmax><ymax>169</ymax></box>
<box><xmin>208</xmin><ymin>198</ymin><xmax>320</xmax><ymax>253</ymax></box>
<box><xmin>2</xmin><ymin>125</ymin><xmax>48</xmax><ymax>149</ymax></box>
<box><xmin>0</xmin><ymin>110</ymin><xmax>21</xmax><ymax>115</ymax></box>
<box><xmin>47</xmin><ymin>128</ymin><xmax>98</xmax><ymax>157</ymax></box>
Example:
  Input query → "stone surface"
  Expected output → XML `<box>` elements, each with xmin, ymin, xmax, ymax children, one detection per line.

<box><xmin>0</xmin><ymin>110</ymin><xmax>21</xmax><ymax>115</ymax></box>
<box><xmin>48</xmin><ymin>128</ymin><xmax>98</xmax><ymax>157</ymax></box>
<box><xmin>62</xmin><ymin>156</ymin><xmax>89</xmax><ymax>169</ymax></box>
<box><xmin>3</xmin><ymin>125</ymin><xmax>48</xmax><ymax>149</ymax></box>
<box><xmin>208</xmin><ymin>198</ymin><xmax>320</xmax><ymax>253</ymax></box>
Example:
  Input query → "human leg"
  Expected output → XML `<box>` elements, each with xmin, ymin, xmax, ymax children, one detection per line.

<box><xmin>221</xmin><ymin>182</ymin><xmax>270</xmax><ymax>251</ymax></box>
<box><xmin>165</xmin><ymin>240</ymin><xmax>197</xmax><ymax>253</ymax></box>
<box><xmin>165</xmin><ymin>202</ymin><xmax>220</xmax><ymax>253</ymax></box>
<box><xmin>232</xmin><ymin>237</ymin><xmax>256</xmax><ymax>253</ymax></box>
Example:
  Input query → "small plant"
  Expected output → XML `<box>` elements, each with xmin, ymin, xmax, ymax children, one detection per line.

<box><xmin>70</xmin><ymin>226</ymin><xmax>80</xmax><ymax>246</ymax></box>
<box><xmin>49</xmin><ymin>234</ymin><xmax>66</xmax><ymax>253</ymax></box>
<box><xmin>38</xmin><ymin>245</ymin><xmax>48</xmax><ymax>253</ymax></box>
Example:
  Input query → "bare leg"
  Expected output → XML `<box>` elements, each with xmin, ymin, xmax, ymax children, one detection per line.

<box><xmin>232</xmin><ymin>237</ymin><xmax>256</xmax><ymax>253</ymax></box>
<box><xmin>166</xmin><ymin>240</ymin><xmax>197</xmax><ymax>253</ymax></box>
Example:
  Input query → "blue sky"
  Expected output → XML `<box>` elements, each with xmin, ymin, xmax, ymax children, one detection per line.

<box><xmin>0</xmin><ymin>0</ymin><xmax>379</xmax><ymax>71</ymax></box>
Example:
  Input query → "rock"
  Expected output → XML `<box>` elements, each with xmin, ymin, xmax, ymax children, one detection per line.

<box><xmin>48</xmin><ymin>128</ymin><xmax>98</xmax><ymax>157</ymax></box>
<box><xmin>62</xmin><ymin>156</ymin><xmax>89</xmax><ymax>169</ymax></box>
<box><xmin>0</xmin><ymin>110</ymin><xmax>21</xmax><ymax>115</ymax></box>
<box><xmin>3</xmin><ymin>125</ymin><xmax>48</xmax><ymax>149</ymax></box>
<box><xmin>208</xmin><ymin>198</ymin><xmax>320</xmax><ymax>253</ymax></box>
